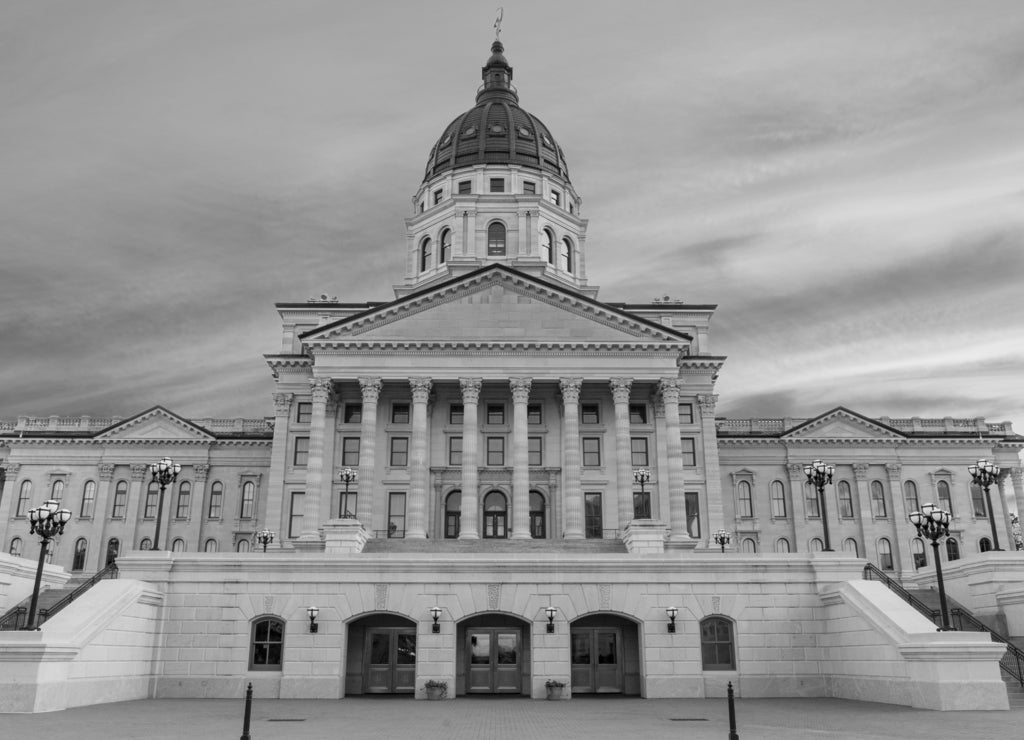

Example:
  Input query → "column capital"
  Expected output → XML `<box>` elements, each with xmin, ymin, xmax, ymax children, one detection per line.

<box><xmin>460</xmin><ymin>377</ymin><xmax>483</xmax><ymax>404</ymax></box>
<box><xmin>410</xmin><ymin>377</ymin><xmax>433</xmax><ymax>402</ymax></box>
<box><xmin>310</xmin><ymin>377</ymin><xmax>334</xmax><ymax>404</ymax></box>
<box><xmin>853</xmin><ymin>463</ymin><xmax>870</xmax><ymax>481</ymax></box>
<box><xmin>131</xmin><ymin>464</ymin><xmax>149</xmax><ymax>481</ymax></box>
<box><xmin>510</xmin><ymin>377</ymin><xmax>532</xmax><ymax>404</ymax></box>
<box><xmin>559</xmin><ymin>377</ymin><xmax>583</xmax><ymax>404</ymax></box>
<box><xmin>1</xmin><ymin>462</ymin><xmax>20</xmax><ymax>476</ymax></box>
<box><xmin>98</xmin><ymin>463</ymin><xmax>115</xmax><ymax>481</ymax></box>
<box><xmin>193</xmin><ymin>463</ymin><xmax>210</xmax><ymax>482</ymax></box>
<box><xmin>272</xmin><ymin>392</ymin><xmax>294</xmax><ymax>415</ymax></box>
<box><xmin>609</xmin><ymin>377</ymin><xmax>633</xmax><ymax>404</ymax></box>
<box><xmin>885</xmin><ymin>463</ymin><xmax>902</xmax><ymax>481</ymax></box>
<box><xmin>697</xmin><ymin>393</ymin><xmax>718</xmax><ymax>414</ymax></box>
<box><xmin>787</xmin><ymin>463</ymin><xmax>805</xmax><ymax>481</ymax></box>
<box><xmin>359</xmin><ymin>376</ymin><xmax>383</xmax><ymax>403</ymax></box>
<box><xmin>1010</xmin><ymin>467</ymin><xmax>1024</xmax><ymax>484</ymax></box>
<box><xmin>657</xmin><ymin>378</ymin><xmax>681</xmax><ymax>404</ymax></box>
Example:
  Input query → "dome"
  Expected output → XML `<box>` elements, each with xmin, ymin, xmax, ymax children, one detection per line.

<box><xmin>422</xmin><ymin>41</ymin><xmax>571</xmax><ymax>183</ymax></box>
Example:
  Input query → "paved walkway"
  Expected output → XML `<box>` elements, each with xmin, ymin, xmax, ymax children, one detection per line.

<box><xmin>3</xmin><ymin>696</ymin><xmax>1022</xmax><ymax>740</ymax></box>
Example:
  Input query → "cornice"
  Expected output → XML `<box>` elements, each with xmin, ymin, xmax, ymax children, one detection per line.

<box><xmin>7</xmin><ymin>438</ymin><xmax>272</xmax><ymax>447</ymax></box>
<box><xmin>304</xmin><ymin>340</ymin><xmax>683</xmax><ymax>354</ymax></box>
<box><xmin>717</xmin><ymin>437</ymin><xmax>1017</xmax><ymax>448</ymax></box>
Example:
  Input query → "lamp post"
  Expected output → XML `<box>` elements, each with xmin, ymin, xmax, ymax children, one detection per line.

<box><xmin>968</xmin><ymin>459</ymin><xmax>1003</xmax><ymax>551</ymax></box>
<box><xmin>24</xmin><ymin>499</ymin><xmax>72</xmax><ymax>630</ymax></box>
<box><xmin>713</xmin><ymin>529</ymin><xmax>731</xmax><ymax>553</ymax></box>
<box><xmin>632</xmin><ymin>468</ymin><xmax>650</xmax><ymax>518</ymax></box>
<box><xmin>255</xmin><ymin>529</ymin><xmax>275</xmax><ymax>552</ymax></box>
<box><xmin>909</xmin><ymin>503</ymin><xmax>955</xmax><ymax>631</ymax></box>
<box><xmin>804</xmin><ymin>460</ymin><xmax>835</xmax><ymax>552</ymax></box>
<box><xmin>339</xmin><ymin>467</ymin><xmax>358</xmax><ymax>518</ymax></box>
<box><xmin>148</xmin><ymin>456</ymin><xmax>181</xmax><ymax>551</ymax></box>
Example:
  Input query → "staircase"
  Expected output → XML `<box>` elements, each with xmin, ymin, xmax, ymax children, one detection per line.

<box><xmin>363</xmin><ymin>538</ymin><xmax>628</xmax><ymax>554</ymax></box>
<box><xmin>0</xmin><ymin>563</ymin><xmax>118</xmax><ymax>630</ymax></box>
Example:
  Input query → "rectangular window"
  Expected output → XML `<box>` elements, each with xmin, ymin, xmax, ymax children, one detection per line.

<box><xmin>391</xmin><ymin>403</ymin><xmax>410</xmax><ymax>424</ymax></box>
<box><xmin>339</xmin><ymin>490</ymin><xmax>357</xmax><ymax>519</ymax></box>
<box><xmin>550</xmin><ymin>189</ymin><xmax>561</xmax><ymax>206</ymax></box>
<box><xmin>527</xmin><ymin>403</ymin><xmax>542</xmax><ymax>425</ymax></box>
<box><xmin>486</xmin><ymin>404</ymin><xmax>505</xmax><ymax>425</ymax></box>
<box><xmin>489</xmin><ymin>178</ymin><xmax>505</xmax><ymax>193</ymax></box>
<box><xmin>388</xmin><ymin>492</ymin><xmax>406</xmax><ymax>538</ymax></box>
<box><xmin>528</xmin><ymin>436</ymin><xmax>543</xmax><ymax>466</ymax></box>
<box><xmin>678</xmin><ymin>403</ymin><xmax>694</xmax><ymax>424</ymax></box>
<box><xmin>293</xmin><ymin>437</ymin><xmax>310</xmax><ymax>466</ymax></box>
<box><xmin>240</xmin><ymin>482</ymin><xmax>255</xmax><ymax>519</ymax></box>
<box><xmin>523</xmin><ymin>181</ymin><xmax>536</xmax><ymax>194</ymax></box>
<box><xmin>288</xmin><ymin>492</ymin><xmax>304</xmax><ymax>538</ymax></box>
<box><xmin>585</xmin><ymin>492</ymin><xmax>603</xmax><ymax>539</ymax></box>
<box><xmin>390</xmin><ymin>437</ymin><xmax>409</xmax><ymax>467</ymax></box>
<box><xmin>343</xmin><ymin>403</ymin><xmax>362</xmax><ymax>424</ymax></box>
<box><xmin>341</xmin><ymin>437</ymin><xmax>360</xmax><ymax>467</ymax></box>
<box><xmin>680</xmin><ymin>437</ymin><xmax>697</xmax><ymax>467</ymax></box>
<box><xmin>458</xmin><ymin>180</ymin><xmax>471</xmax><ymax>194</ymax></box>
<box><xmin>582</xmin><ymin>437</ymin><xmax>602</xmax><ymax>467</ymax></box>
<box><xmin>449</xmin><ymin>404</ymin><xmax>464</xmax><ymax>425</ymax></box>
<box><xmin>685</xmin><ymin>491</ymin><xmax>701</xmax><ymax>537</ymax></box>
<box><xmin>581</xmin><ymin>403</ymin><xmax>600</xmax><ymax>424</ymax></box>
<box><xmin>629</xmin><ymin>404</ymin><xmax>648</xmax><ymax>424</ymax></box>
<box><xmin>449</xmin><ymin>436</ymin><xmax>463</xmax><ymax>466</ymax></box>
<box><xmin>486</xmin><ymin>437</ymin><xmax>505</xmax><ymax>466</ymax></box>
<box><xmin>296</xmin><ymin>402</ymin><xmax>312</xmax><ymax>424</ymax></box>
<box><xmin>630</xmin><ymin>437</ymin><xmax>649</xmax><ymax>467</ymax></box>
<box><xmin>433</xmin><ymin>189</ymin><xmax>443</xmax><ymax>205</ymax></box>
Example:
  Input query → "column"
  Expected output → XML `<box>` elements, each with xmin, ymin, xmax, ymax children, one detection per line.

<box><xmin>300</xmin><ymin>377</ymin><xmax>333</xmax><ymax>542</ymax></box>
<box><xmin>697</xmin><ymin>394</ymin><xmax>725</xmax><ymax>546</ymax></box>
<box><xmin>124</xmin><ymin>464</ymin><xmax>149</xmax><ymax>550</ymax></box>
<box><xmin>1010</xmin><ymin>468</ymin><xmax>1024</xmax><ymax>548</ymax></box>
<box><xmin>659</xmin><ymin>379</ymin><xmax>689</xmax><ymax>541</ymax></box>
<box><xmin>995</xmin><ymin>472</ymin><xmax>1012</xmax><ymax>548</ymax></box>
<box><xmin>886</xmin><ymin>463</ymin><xmax>913</xmax><ymax>574</ymax></box>
<box><xmin>610</xmin><ymin>378</ymin><xmax>634</xmax><ymax>529</ymax></box>
<box><xmin>0</xmin><ymin>463</ymin><xmax>20</xmax><ymax>527</ymax></box>
<box><xmin>355</xmin><ymin>377</ymin><xmax>382</xmax><ymax>532</ymax></box>
<box><xmin>92</xmin><ymin>464</ymin><xmax>115</xmax><ymax>570</ymax></box>
<box><xmin>853</xmin><ymin>463</ymin><xmax>877</xmax><ymax>560</ymax></box>
<box><xmin>459</xmin><ymin>378</ymin><xmax>482</xmax><ymax>539</ymax></box>
<box><xmin>186</xmin><ymin>463</ymin><xmax>209</xmax><ymax>552</ymax></box>
<box><xmin>406</xmin><ymin>377</ymin><xmax>432</xmax><ymax>539</ymax></box>
<box><xmin>787</xmin><ymin>463</ymin><xmax>811</xmax><ymax>551</ymax></box>
<box><xmin>560</xmin><ymin>378</ymin><xmax>584</xmax><ymax>539</ymax></box>
<box><xmin>264</xmin><ymin>392</ymin><xmax>293</xmax><ymax>539</ymax></box>
<box><xmin>510</xmin><ymin>377</ymin><xmax>532</xmax><ymax>539</ymax></box>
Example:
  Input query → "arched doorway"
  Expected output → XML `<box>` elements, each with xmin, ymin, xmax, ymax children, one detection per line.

<box><xmin>570</xmin><ymin>613</ymin><xmax>641</xmax><ymax>695</ymax></box>
<box><xmin>457</xmin><ymin>613</ymin><xmax>531</xmax><ymax>695</ymax></box>
<box><xmin>483</xmin><ymin>490</ymin><xmax>507</xmax><ymax>539</ymax></box>
<box><xmin>72</xmin><ymin>538</ymin><xmax>88</xmax><ymax>571</ymax></box>
<box><xmin>346</xmin><ymin>613</ymin><xmax>417</xmax><ymax>695</ymax></box>
<box><xmin>105</xmin><ymin>538</ymin><xmax>120</xmax><ymax>566</ymax></box>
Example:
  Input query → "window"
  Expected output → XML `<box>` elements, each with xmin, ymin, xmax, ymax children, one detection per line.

<box><xmin>737</xmin><ymin>481</ymin><xmax>753</xmax><ymax>518</ymax></box>
<box><xmin>770</xmin><ymin>481</ymin><xmax>787</xmax><ymax>518</ymax></box>
<box><xmin>912</xmin><ymin>538</ymin><xmax>927</xmax><ymax>569</ymax></box>
<box><xmin>72</xmin><ymin>538</ymin><xmax>87</xmax><ymax>571</ymax></box>
<box><xmin>391</xmin><ymin>403</ymin><xmax>410</xmax><ymax>424</ymax></box>
<box><xmin>250</xmin><ymin>617</ymin><xmax>284</xmax><ymax>670</ymax></box>
<box><xmin>843</xmin><ymin>538</ymin><xmax>859</xmax><ymax>557</ymax></box>
<box><xmin>685</xmin><ymin>491</ymin><xmax>701</xmax><ymax>537</ymax></box>
<box><xmin>775</xmin><ymin>537</ymin><xmax>791</xmax><ymax>553</ymax></box>
<box><xmin>342</xmin><ymin>437</ymin><xmax>360</xmax><ymax>467</ymax></box>
<box><xmin>433</xmin><ymin>189</ymin><xmax>442</xmax><ymax>205</ymax></box>
<box><xmin>16</xmin><ymin>480</ymin><xmax>32</xmax><ymax>517</ymax></box>
<box><xmin>947</xmin><ymin>537</ymin><xmax>960</xmax><ymax>561</ymax></box>
<box><xmin>105</xmin><ymin>538</ymin><xmax>120</xmax><ymax>565</ymax></box>
<box><xmin>339</xmin><ymin>487</ymin><xmax>356</xmax><ymax>519</ymax></box>
<box><xmin>176</xmin><ymin>481</ymin><xmax>191</xmax><ymax>519</ymax></box>
<box><xmin>9</xmin><ymin>537</ymin><xmax>23</xmax><ymax>557</ymax></box>
<box><xmin>51</xmin><ymin>479</ymin><xmax>65</xmax><ymax>503</ymax></box>
<box><xmin>530</xmin><ymin>491</ymin><xmax>546</xmax><ymax>538</ymax></box>
<box><xmin>444</xmin><ymin>491</ymin><xmax>461</xmax><ymax>538</ymax></box>
<box><xmin>877</xmin><ymin>538</ymin><xmax>894</xmax><ymax>570</ymax></box>
<box><xmin>80</xmin><ymin>480</ymin><xmax>96</xmax><ymax>518</ymax></box>
<box><xmin>171</xmin><ymin>538</ymin><xmax>186</xmax><ymax>553</ymax></box>
<box><xmin>144</xmin><ymin>482</ymin><xmax>159</xmax><ymax>518</ymax></box>
<box><xmin>680</xmin><ymin>437</ymin><xmax>697</xmax><ymax>467</ymax></box>
<box><xmin>903</xmin><ymin>480</ymin><xmax>919</xmax><ymax>515</ymax></box>
<box><xmin>629</xmin><ymin>404</ymin><xmax>647</xmax><ymax>424</ymax></box>
<box><xmin>971</xmin><ymin>484</ymin><xmax>987</xmax><ymax>517</ymax></box>
<box><xmin>559</xmin><ymin>237</ymin><xmax>573</xmax><ymax>273</ymax></box>
<box><xmin>486</xmin><ymin>403</ymin><xmax>505</xmax><ymax>425</ymax></box>
<box><xmin>489</xmin><ymin>178</ymin><xmax>505</xmax><ymax>193</ymax></box>
<box><xmin>236</xmin><ymin>539</ymin><xmax>250</xmax><ymax>553</ymax></box>
<box><xmin>390</xmin><ymin>437</ymin><xmax>409</xmax><ymax>466</ymax></box>
<box><xmin>527</xmin><ymin>404</ymin><xmax>542</xmax><ymax>425</ymax></box>
<box><xmin>581</xmin><ymin>404</ymin><xmax>599</xmax><ymax>424</ymax></box>
<box><xmin>678</xmin><ymin>403</ymin><xmax>694</xmax><ymax>424</ymax></box>
<box><xmin>208</xmin><ymin>481</ymin><xmax>224</xmax><ymax>519</ymax></box>
<box><xmin>420</xmin><ymin>237</ymin><xmax>432</xmax><ymax>272</ymax></box>
<box><xmin>440</xmin><ymin>228</ymin><xmax>452</xmax><ymax>264</ymax></box>
<box><xmin>419</xmin><ymin>200</ymin><xmax>424</xmax><ymax>213</ymax></box>
<box><xmin>700</xmin><ymin>617</ymin><xmax>735</xmax><ymax>670</ymax></box>
<box><xmin>343</xmin><ymin>404</ymin><xmax>362</xmax><ymax>424</ymax></box>
<box><xmin>483</xmin><ymin>491</ymin><xmax>507</xmax><ymax>538</ymax></box>
<box><xmin>528</xmin><ymin>437</ymin><xmax>543</xmax><ymax>467</ymax></box>
<box><xmin>810</xmin><ymin>537</ymin><xmax>824</xmax><ymax>552</ymax></box>
<box><xmin>550</xmin><ymin>189</ymin><xmax>561</xmax><ymax>206</ymax></box>
<box><xmin>804</xmin><ymin>482</ymin><xmax>820</xmax><ymax>518</ymax></box>
<box><xmin>449</xmin><ymin>404</ymin><xmax>464</xmax><ymax>425</ymax></box>
<box><xmin>293</xmin><ymin>437</ymin><xmax>310</xmax><ymax>466</ymax></box>
<box><xmin>389</xmin><ymin>492</ymin><xmax>406</xmax><ymax>538</ymax></box>
<box><xmin>582</xmin><ymin>437</ymin><xmax>601</xmax><ymax>467</ymax></box>
<box><xmin>288</xmin><ymin>492</ymin><xmax>304</xmax><ymax>538</ymax></box>
<box><xmin>111</xmin><ymin>481</ymin><xmax>128</xmax><ymax>518</ymax></box>
<box><xmin>541</xmin><ymin>228</ymin><xmax>553</xmax><ymax>264</ymax></box>
<box><xmin>741</xmin><ymin>538</ymin><xmax>757</xmax><ymax>553</ymax></box>
<box><xmin>585</xmin><ymin>493</ymin><xmax>603</xmax><ymax>538</ymax></box>
<box><xmin>240</xmin><ymin>481</ymin><xmax>256</xmax><ymax>519</ymax></box>
<box><xmin>296</xmin><ymin>402</ymin><xmax>312</xmax><ymax>423</ymax></box>
<box><xmin>937</xmin><ymin>480</ymin><xmax>953</xmax><ymax>515</ymax></box>
<box><xmin>139</xmin><ymin>537</ymin><xmax>152</xmax><ymax>551</ymax></box>
<box><xmin>633</xmin><ymin>488</ymin><xmax>651</xmax><ymax>519</ymax></box>
<box><xmin>486</xmin><ymin>437</ymin><xmax>505</xmax><ymax>466</ymax></box>
<box><xmin>980</xmin><ymin>537</ymin><xmax>992</xmax><ymax>553</ymax></box>
<box><xmin>523</xmin><ymin>181</ymin><xmax>536</xmax><ymax>194</ymax></box>
<box><xmin>204</xmin><ymin>539</ymin><xmax>218</xmax><ymax>552</ymax></box>
<box><xmin>449</xmin><ymin>436</ymin><xmax>463</xmax><ymax>466</ymax></box>
<box><xmin>837</xmin><ymin>481</ymin><xmax>854</xmax><ymax>518</ymax></box>
<box><xmin>630</xmin><ymin>437</ymin><xmax>649</xmax><ymax>467</ymax></box>
<box><xmin>870</xmin><ymin>481</ymin><xmax>887</xmax><ymax>518</ymax></box>
<box><xmin>458</xmin><ymin>180</ymin><xmax>471</xmax><ymax>194</ymax></box>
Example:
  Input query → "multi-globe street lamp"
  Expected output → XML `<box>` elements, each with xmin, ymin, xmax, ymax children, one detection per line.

<box><xmin>713</xmin><ymin>529</ymin><xmax>731</xmax><ymax>553</ymax></box>
<box><xmin>148</xmin><ymin>457</ymin><xmax>181</xmax><ymax>551</ymax></box>
<box><xmin>255</xmin><ymin>529</ymin><xmax>275</xmax><ymax>552</ymax></box>
<box><xmin>968</xmin><ymin>459</ymin><xmax>1003</xmax><ymax>551</ymax></box>
<box><xmin>804</xmin><ymin>460</ymin><xmax>835</xmax><ymax>552</ymax></box>
<box><xmin>339</xmin><ymin>467</ymin><xmax>358</xmax><ymax>518</ymax></box>
<box><xmin>909</xmin><ymin>503</ymin><xmax>955</xmax><ymax>631</ymax></box>
<box><xmin>24</xmin><ymin>499</ymin><xmax>73</xmax><ymax>630</ymax></box>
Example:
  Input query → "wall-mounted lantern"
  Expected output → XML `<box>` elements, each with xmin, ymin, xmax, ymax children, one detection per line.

<box><xmin>545</xmin><ymin>606</ymin><xmax>557</xmax><ymax>633</ymax></box>
<box><xmin>430</xmin><ymin>605</ymin><xmax>443</xmax><ymax>633</ymax></box>
<box><xmin>666</xmin><ymin>606</ymin><xmax>678</xmax><ymax>633</ymax></box>
<box><xmin>307</xmin><ymin>605</ymin><xmax>319</xmax><ymax>633</ymax></box>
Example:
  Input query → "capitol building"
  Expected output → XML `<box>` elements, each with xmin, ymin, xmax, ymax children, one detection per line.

<box><xmin>1</xmin><ymin>36</ymin><xmax>1022</xmax><ymax>713</ymax></box>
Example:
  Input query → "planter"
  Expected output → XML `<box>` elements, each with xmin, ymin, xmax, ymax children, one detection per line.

<box><xmin>425</xmin><ymin>686</ymin><xmax>446</xmax><ymax>701</ymax></box>
<box><xmin>546</xmin><ymin>686</ymin><xmax>563</xmax><ymax>701</ymax></box>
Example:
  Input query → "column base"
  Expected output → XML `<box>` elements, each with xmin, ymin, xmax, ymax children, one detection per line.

<box><xmin>458</xmin><ymin>532</ymin><xmax>480</xmax><ymax>540</ymax></box>
<box><xmin>622</xmin><ymin>519</ymin><xmax>667</xmax><ymax>554</ymax></box>
<box><xmin>292</xmin><ymin>535</ymin><xmax>325</xmax><ymax>553</ymax></box>
<box><xmin>405</xmin><ymin>532</ymin><xmax>427</xmax><ymax>540</ymax></box>
<box><xmin>510</xmin><ymin>532</ymin><xmax>533</xmax><ymax>540</ymax></box>
<box><xmin>562</xmin><ymin>532</ymin><xmax>584</xmax><ymax>540</ymax></box>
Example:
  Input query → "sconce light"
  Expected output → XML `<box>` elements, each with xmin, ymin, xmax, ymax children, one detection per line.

<box><xmin>545</xmin><ymin>606</ymin><xmax>557</xmax><ymax>634</ymax></box>
<box><xmin>429</xmin><ymin>605</ymin><xmax>442</xmax><ymax>633</ymax></box>
<box><xmin>307</xmin><ymin>605</ymin><xmax>319</xmax><ymax>634</ymax></box>
<box><xmin>666</xmin><ymin>606</ymin><xmax>678</xmax><ymax>633</ymax></box>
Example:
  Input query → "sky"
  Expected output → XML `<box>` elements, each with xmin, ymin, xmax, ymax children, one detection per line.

<box><xmin>1</xmin><ymin>0</ymin><xmax>1022</xmax><ymax>434</ymax></box>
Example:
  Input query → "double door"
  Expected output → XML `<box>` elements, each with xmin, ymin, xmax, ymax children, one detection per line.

<box><xmin>466</xmin><ymin>628</ymin><xmax>521</xmax><ymax>693</ymax></box>
<box><xmin>571</xmin><ymin>628</ymin><xmax>623</xmax><ymax>693</ymax></box>
<box><xmin>365</xmin><ymin>628</ymin><xmax>416</xmax><ymax>693</ymax></box>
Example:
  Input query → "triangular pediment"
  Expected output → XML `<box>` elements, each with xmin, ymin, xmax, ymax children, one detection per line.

<box><xmin>783</xmin><ymin>408</ymin><xmax>905</xmax><ymax>440</ymax></box>
<box><xmin>302</xmin><ymin>266</ymin><xmax>690</xmax><ymax>346</ymax></box>
<box><xmin>95</xmin><ymin>407</ymin><xmax>215</xmax><ymax>441</ymax></box>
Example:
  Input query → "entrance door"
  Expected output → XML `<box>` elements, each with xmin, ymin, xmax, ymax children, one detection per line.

<box><xmin>466</xmin><ymin>628</ymin><xmax>521</xmax><ymax>693</ymax></box>
<box><xmin>571</xmin><ymin>628</ymin><xmax>623</xmax><ymax>693</ymax></box>
<box><xmin>365</xmin><ymin>628</ymin><xmax>416</xmax><ymax>693</ymax></box>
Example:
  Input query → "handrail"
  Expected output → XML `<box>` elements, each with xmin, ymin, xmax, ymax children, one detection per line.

<box><xmin>0</xmin><ymin>606</ymin><xmax>27</xmax><ymax>631</ymax></box>
<box><xmin>37</xmin><ymin>563</ymin><xmax>118</xmax><ymax>624</ymax></box>
<box><xmin>862</xmin><ymin>563</ymin><xmax>941</xmax><ymax>619</ymax></box>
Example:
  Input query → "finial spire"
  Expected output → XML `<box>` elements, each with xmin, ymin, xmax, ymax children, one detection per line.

<box><xmin>494</xmin><ymin>7</ymin><xmax>503</xmax><ymax>40</ymax></box>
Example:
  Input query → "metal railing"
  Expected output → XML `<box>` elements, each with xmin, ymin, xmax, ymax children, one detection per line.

<box><xmin>0</xmin><ymin>563</ymin><xmax>118</xmax><ymax>631</ymax></box>
<box><xmin>0</xmin><ymin>606</ymin><xmax>27</xmax><ymax>631</ymax></box>
<box><xmin>862</xmin><ymin>563</ymin><xmax>939</xmax><ymax>618</ymax></box>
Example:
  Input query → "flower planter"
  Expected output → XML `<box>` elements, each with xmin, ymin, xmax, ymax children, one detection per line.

<box><xmin>425</xmin><ymin>685</ymin><xmax>446</xmax><ymax>701</ymax></box>
<box><xmin>546</xmin><ymin>686</ymin><xmax>563</xmax><ymax>701</ymax></box>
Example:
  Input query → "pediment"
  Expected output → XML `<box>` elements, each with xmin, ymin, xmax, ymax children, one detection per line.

<box><xmin>303</xmin><ymin>267</ymin><xmax>689</xmax><ymax>346</ymax></box>
<box><xmin>783</xmin><ymin>408</ymin><xmax>904</xmax><ymax>440</ymax></box>
<box><xmin>95</xmin><ymin>407</ymin><xmax>214</xmax><ymax>442</ymax></box>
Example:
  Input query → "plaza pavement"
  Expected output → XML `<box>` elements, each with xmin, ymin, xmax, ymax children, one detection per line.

<box><xmin>3</xmin><ymin>695</ymin><xmax>1022</xmax><ymax>740</ymax></box>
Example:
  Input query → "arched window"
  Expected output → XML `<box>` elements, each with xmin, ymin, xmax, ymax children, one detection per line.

<box><xmin>559</xmin><ymin>237</ymin><xmax>573</xmax><ymax>273</ymax></box>
<box><xmin>483</xmin><ymin>490</ymin><xmax>507</xmax><ymax>539</ymax></box>
<box><xmin>204</xmin><ymin>539</ymin><xmax>218</xmax><ymax>553</ymax></box>
<box><xmin>804</xmin><ymin>482</ymin><xmax>820</xmax><ymax>518</ymax></box>
<box><xmin>870</xmin><ymin>481</ymin><xmax>887</xmax><ymax>518</ymax></box>
<box><xmin>903</xmin><ymin>480</ymin><xmax>919</xmax><ymax>514</ymax></box>
<box><xmin>106</xmin><ymin>538</ymin><xmax>120</xmax><ymax>566</ymax></box>
<box><xmin>249</xmin><ymin>617</ymin><xmax>284</xmax><ymax>671</ymax></box>
<box><xmin>937</xmin><ymin>480</ymin><xmax>953</xmax><ymax>515</ymax></box>
<box><xmin>770</xmin><ymin>481</ymin><xmax>786</xmax><ymax>518</ymax></box>
<box><xmin>444</xmin><ymin>490</ymin><xmax>461</xmax><ymax>539</ymax></box>
<box><xmin>236</xmin><ymin>539</ymin><xmax>251</xmax><ymax>553</ymax></box>
<box><xmin>810</xmin><ymin>538</ymin><xmax>824</xmax><ymax>552</ymax></box>
<box><xmin>440</xmin><ymin>228</ymin><xmax>452</xmax><ymax>264</ymax></box>
<box><xmin>737</xmin><ymin>481</ymin><xmax>753</xmax><ymax>518</ymax></box>
<box><xmin>144</xmin><ymin>481</ymin><xmax>159</xmax><ymax>518</ymax></box>
<box><xmin>741</xmin><ymin>537</ymin><xmax>757</xmax><ymax>553</ymax></box>
<box><xmin>837</xmin><ymin>481</ymin><xmax>854</xmax><ymax>518</ymax></box>
<box><xmin>140</xmin><ymin>537</ymin><xmax>152</xmax><ymax>551</ymax></box>
<box><xmin>700</xmin><ymin>617</ymin><xmax>736</xmax><ymax>670</ymax></box>
<box><xmin>971</xmin><ymin>484</ymin><xmax>987</xmax><ymax>518</ymax></box>
<box><xmin>877</xmin><ymin>538</ymin><xmax>893</xmax><ymax>570</ymax></box>
<box><xmin>9</xmin><ymin>537</ymin><xmax>23</xmax><ymax>557</ymax></box>
<box><xmin>51</xmin><ymin>479</ymin><xmax>65</xmax><ymax>503</ymax></box>
<box><xmin>775</xmin><ymin>537</ymin><xmax>790</xmax><ymax>553</ymax></box>
<box><xmin>72</xmin><ymin>538</ymin><xmax>88</xmax><ymax>571</ymax></box>
<box><xmin>541</xmin><ymin>228</ymin><xmax>554</xmax><ymax>264</ymax></box>
<box><xmin>240</xmin><ymin>481</ymin><xmax>255</xmax><ymax>519</ymax></box>
<box><xmin>111</xmin><ymin>482</ymin><xmax>128</xmax><ymax>518</ymax></box>
<box><xmin>16</xmin><ymin>481</ymin><xmax>32</xmax><ymax>517</ymax></box>
<box><xmin>946</xmin><ymin>537</ymin><xmax>960</xmax><ymax>561</ymax></box>
<box><xmin>176</xmin><ymin>481</ymin><xmax>191</xmax><ymax>519</ymax></box>
<box><xmin>842</xmin><ymin>538</ymin><xmax>859</xmax><ymax>557</ymax></box>
<box><xmin>912</xmin><ymin>538</ymin><xmax>926</xmax><ymax>569</ymax></box>
<box><xmin>171</xmin><ymin>538</ymin><xmax>186</xmax><ymax>552</ymax></box>
<box><xmin>980</xmin><ymin>537</ymin><xmax>992</xmax><ymax>553</ymax></box>
<box><xmin>419</xmin><ymin>236</ymin><xmax>432</xmax><ymax>272</ymax></box>
<box><xmin>530</xmin><ymin>490</ymin><xmax>546</xmax><ymax>538</ymax></box>
<box><xmin>487</xmin><ymin>222</ymin><xmax>506</xmax><ymax>256</ymax></box>
<box><xmin>208</xmin><ymin>481</ymin><xmax>224</xmax><ymax>519</ymax></box>
<box><xmin>80</xmin><ymin>480</ymin><xmax>96</xmax><ymax>518</ymax></box>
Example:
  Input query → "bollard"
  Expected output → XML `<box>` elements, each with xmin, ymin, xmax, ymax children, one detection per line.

<box><xmin>727</xmin><ymin>681</ymin><xmax>739</xmax><ymax>740</ymax></box>
<box><xmin>240</xmin><ymin>682</ymin><xmax>253</xmax><ymax>740</ymax></box>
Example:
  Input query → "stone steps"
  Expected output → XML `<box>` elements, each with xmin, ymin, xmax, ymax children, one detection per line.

<box><xmin>1002</xmin><ymin>676</ymin><xmax>1024</xmax><ymax>708</ymax></box>
<box><xmin>362</xmin><ymin>538</ymin><xmax>627</xmax><ymax>554</ymax></box>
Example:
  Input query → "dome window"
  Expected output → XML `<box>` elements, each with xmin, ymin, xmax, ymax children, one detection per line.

<box><xmin>463</xmin><ymin>126</ymin><xmax>477</xmax><ymax>138</ymax></box>
<box><xmin>541</xmin><ymin>135</ymin><xmax>553</xmax><ymax>148</ymax></box>
<box><xmin>487</xmin><ymin>222</ymin><xmax>506</xmax><ymax>257</ymax></box>
<box><xmin>550</xmin><ymin>189</ymin><xmax>561</xmax><ymax>207</ymax></box>
<box><xmin>489</xmin><ymin>178</ymin><xmax>505</xmax><ymax>193</ymax></box>
<box><xmin>440</xmin><ymin>229</ymin><xmax>452</xmax><ymax>264</ymax></box>
<box><xmin>489</xmin><ymin>124</ymin><xmax>505</xmax><ymax>135</ymax></box>
<box><xmin>420</xmin><ymin>237</ymin><xmax>433</xmax><ymax>273</ymax></box>
<box><xmin>541</xmin><ymin>228</ymin><xmax>554</xmax><ymax>264</ymax></box>
<box><xmin>458</xmin><ymin>180</ymin><xmax>472</xmax><ymax>195</ymax></box>
<box><xmin>523</xmin><ymin>181</ymin><xmax>536</xmax><ymax>195</ymax></box>
<box><xmin>517</xmin><ymin>126</ymin><xmax>532</xmax><ymax>138</ymax></box>
<box><xmin>441</xmin><ymin>133</ymin><xmax>453</xmax><ymax>147</ymax></box>
<box><xmin>560</xmin><ymin>237</ymin><xmax>573</xmax><ymax>274</ymax></box>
